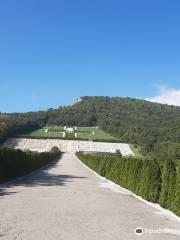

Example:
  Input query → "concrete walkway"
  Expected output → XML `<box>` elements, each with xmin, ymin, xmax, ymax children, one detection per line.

<box><xmin>0</xmin><ymin>153</ymin><xmax>180</xmax><ymax>240</ymax></box>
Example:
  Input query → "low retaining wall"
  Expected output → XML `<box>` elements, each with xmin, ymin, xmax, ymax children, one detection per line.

<box><xmin>3</xmin><ymin>138</ymin><xmax>134</xmax><ymax>157</ymax></box>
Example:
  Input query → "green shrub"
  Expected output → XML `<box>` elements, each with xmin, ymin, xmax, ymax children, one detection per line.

<box><xmin>0</xmin><ymin>147</ymin><xmax>61</xmax><ymax>183</ymax></box>
<box><xmin>50</xmin><ymin>146</ymin><xmax>61</xmax><ymax>153</ymax></box>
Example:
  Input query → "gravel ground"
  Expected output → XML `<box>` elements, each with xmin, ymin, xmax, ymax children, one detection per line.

<box><xmin>0</xmin><ymin>153</ymin><xmax>180</xmax><ymax>240</ymax></box>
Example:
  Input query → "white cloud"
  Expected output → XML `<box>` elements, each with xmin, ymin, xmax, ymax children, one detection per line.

<box><xmin>146</xmin><ymin>86</ymin><xmax>180</xmax><ymax>107</ymax></box>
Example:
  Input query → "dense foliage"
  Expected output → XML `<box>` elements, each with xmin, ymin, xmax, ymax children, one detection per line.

<box><xmin>0</xmin><ymin>147</ymin><xmax>61</xmax><ymax>184</ymax></box>
<box><xmin>0</xmin><ymin>112</ymin><xmax>47</xmax><ymax>143</ymax></box>
<box><xmin>76</xmin><ymin>151</ymin><xmax>180</xmax><ymax>216</ymax></box>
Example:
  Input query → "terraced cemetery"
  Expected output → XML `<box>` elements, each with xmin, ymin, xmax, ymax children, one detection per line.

<box><xmin>19</xmin><ymin>126</ymin><xmax>118</xmax><ymax>142</ymax></box>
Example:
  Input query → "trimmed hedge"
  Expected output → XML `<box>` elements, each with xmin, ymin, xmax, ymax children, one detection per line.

<box><xmin>76</xmin><ymin>152</ymin><xmax>180</xmax><ymax>216</ymax></box>
<box><xmin>0</xmin><ymin>147</ymin><xmax>61</xmax><ymax>183</ymax></box>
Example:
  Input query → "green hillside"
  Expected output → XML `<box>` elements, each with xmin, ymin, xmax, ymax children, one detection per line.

<box><xmin>1</xmin><ymin>96</ymin><xmax>180</xmax><ymax>153</ymax></box>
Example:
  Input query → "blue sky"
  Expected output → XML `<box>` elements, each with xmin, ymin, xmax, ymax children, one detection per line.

<box><xmin>0</xmin><ymin>0</ymin><xmax>180</xmax><ymax>112</ymax></box>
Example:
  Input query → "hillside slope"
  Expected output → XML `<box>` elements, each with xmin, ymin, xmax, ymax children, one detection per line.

<box><xmin>1</xmin><ymin>96</ymin><xmax>180</xmax><ymax>153</ymax></box>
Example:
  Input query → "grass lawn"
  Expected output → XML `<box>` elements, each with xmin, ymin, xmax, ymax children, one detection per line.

<box><xmin>19</xmin><ymin>126</ymin><xmax>118</xmax><ymax>142</ymax></box>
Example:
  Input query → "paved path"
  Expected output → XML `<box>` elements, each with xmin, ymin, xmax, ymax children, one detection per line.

<box><xmin>0</xmin><ymin>153</ymin><xmax>180</xmax><ymax>240</ymax></box>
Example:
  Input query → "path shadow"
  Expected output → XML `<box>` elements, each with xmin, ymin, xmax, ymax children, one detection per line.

<box><xmin>0</xmin><ymin>188</ymin><xmax>17</xmax><ymax>197</ymax></box>
<box><xmin>0</xmin><ymin>157</ymin><xmax>87</xmax><ymax>198</ymax></box>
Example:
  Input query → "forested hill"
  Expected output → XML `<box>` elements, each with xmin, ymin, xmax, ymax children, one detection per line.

<box><xmin>1</xmin><ymin>96</ymin><xmax>180</xmax><ymax>153</ymax></box>
<box><xmin>47</xmin><ymin>96</ymin><xmax>180</xmax><ymax>153</ymax></box>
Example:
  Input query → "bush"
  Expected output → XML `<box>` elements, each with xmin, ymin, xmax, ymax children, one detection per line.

<box><xmin>0</xmin><ymin>147</ymin><xmax>61</xmax><ymax>183</ymax></box>
<box><xmin>50</xmin><ymin>146</ymin><xmax>61</xmax><ymax>153</ymax></box>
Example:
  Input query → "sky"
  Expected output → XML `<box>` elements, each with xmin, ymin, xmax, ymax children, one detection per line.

<box><xmin>0</xmin><ymin>0</ymin><xmax>180</xmax><ymax>112</ymax></box>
